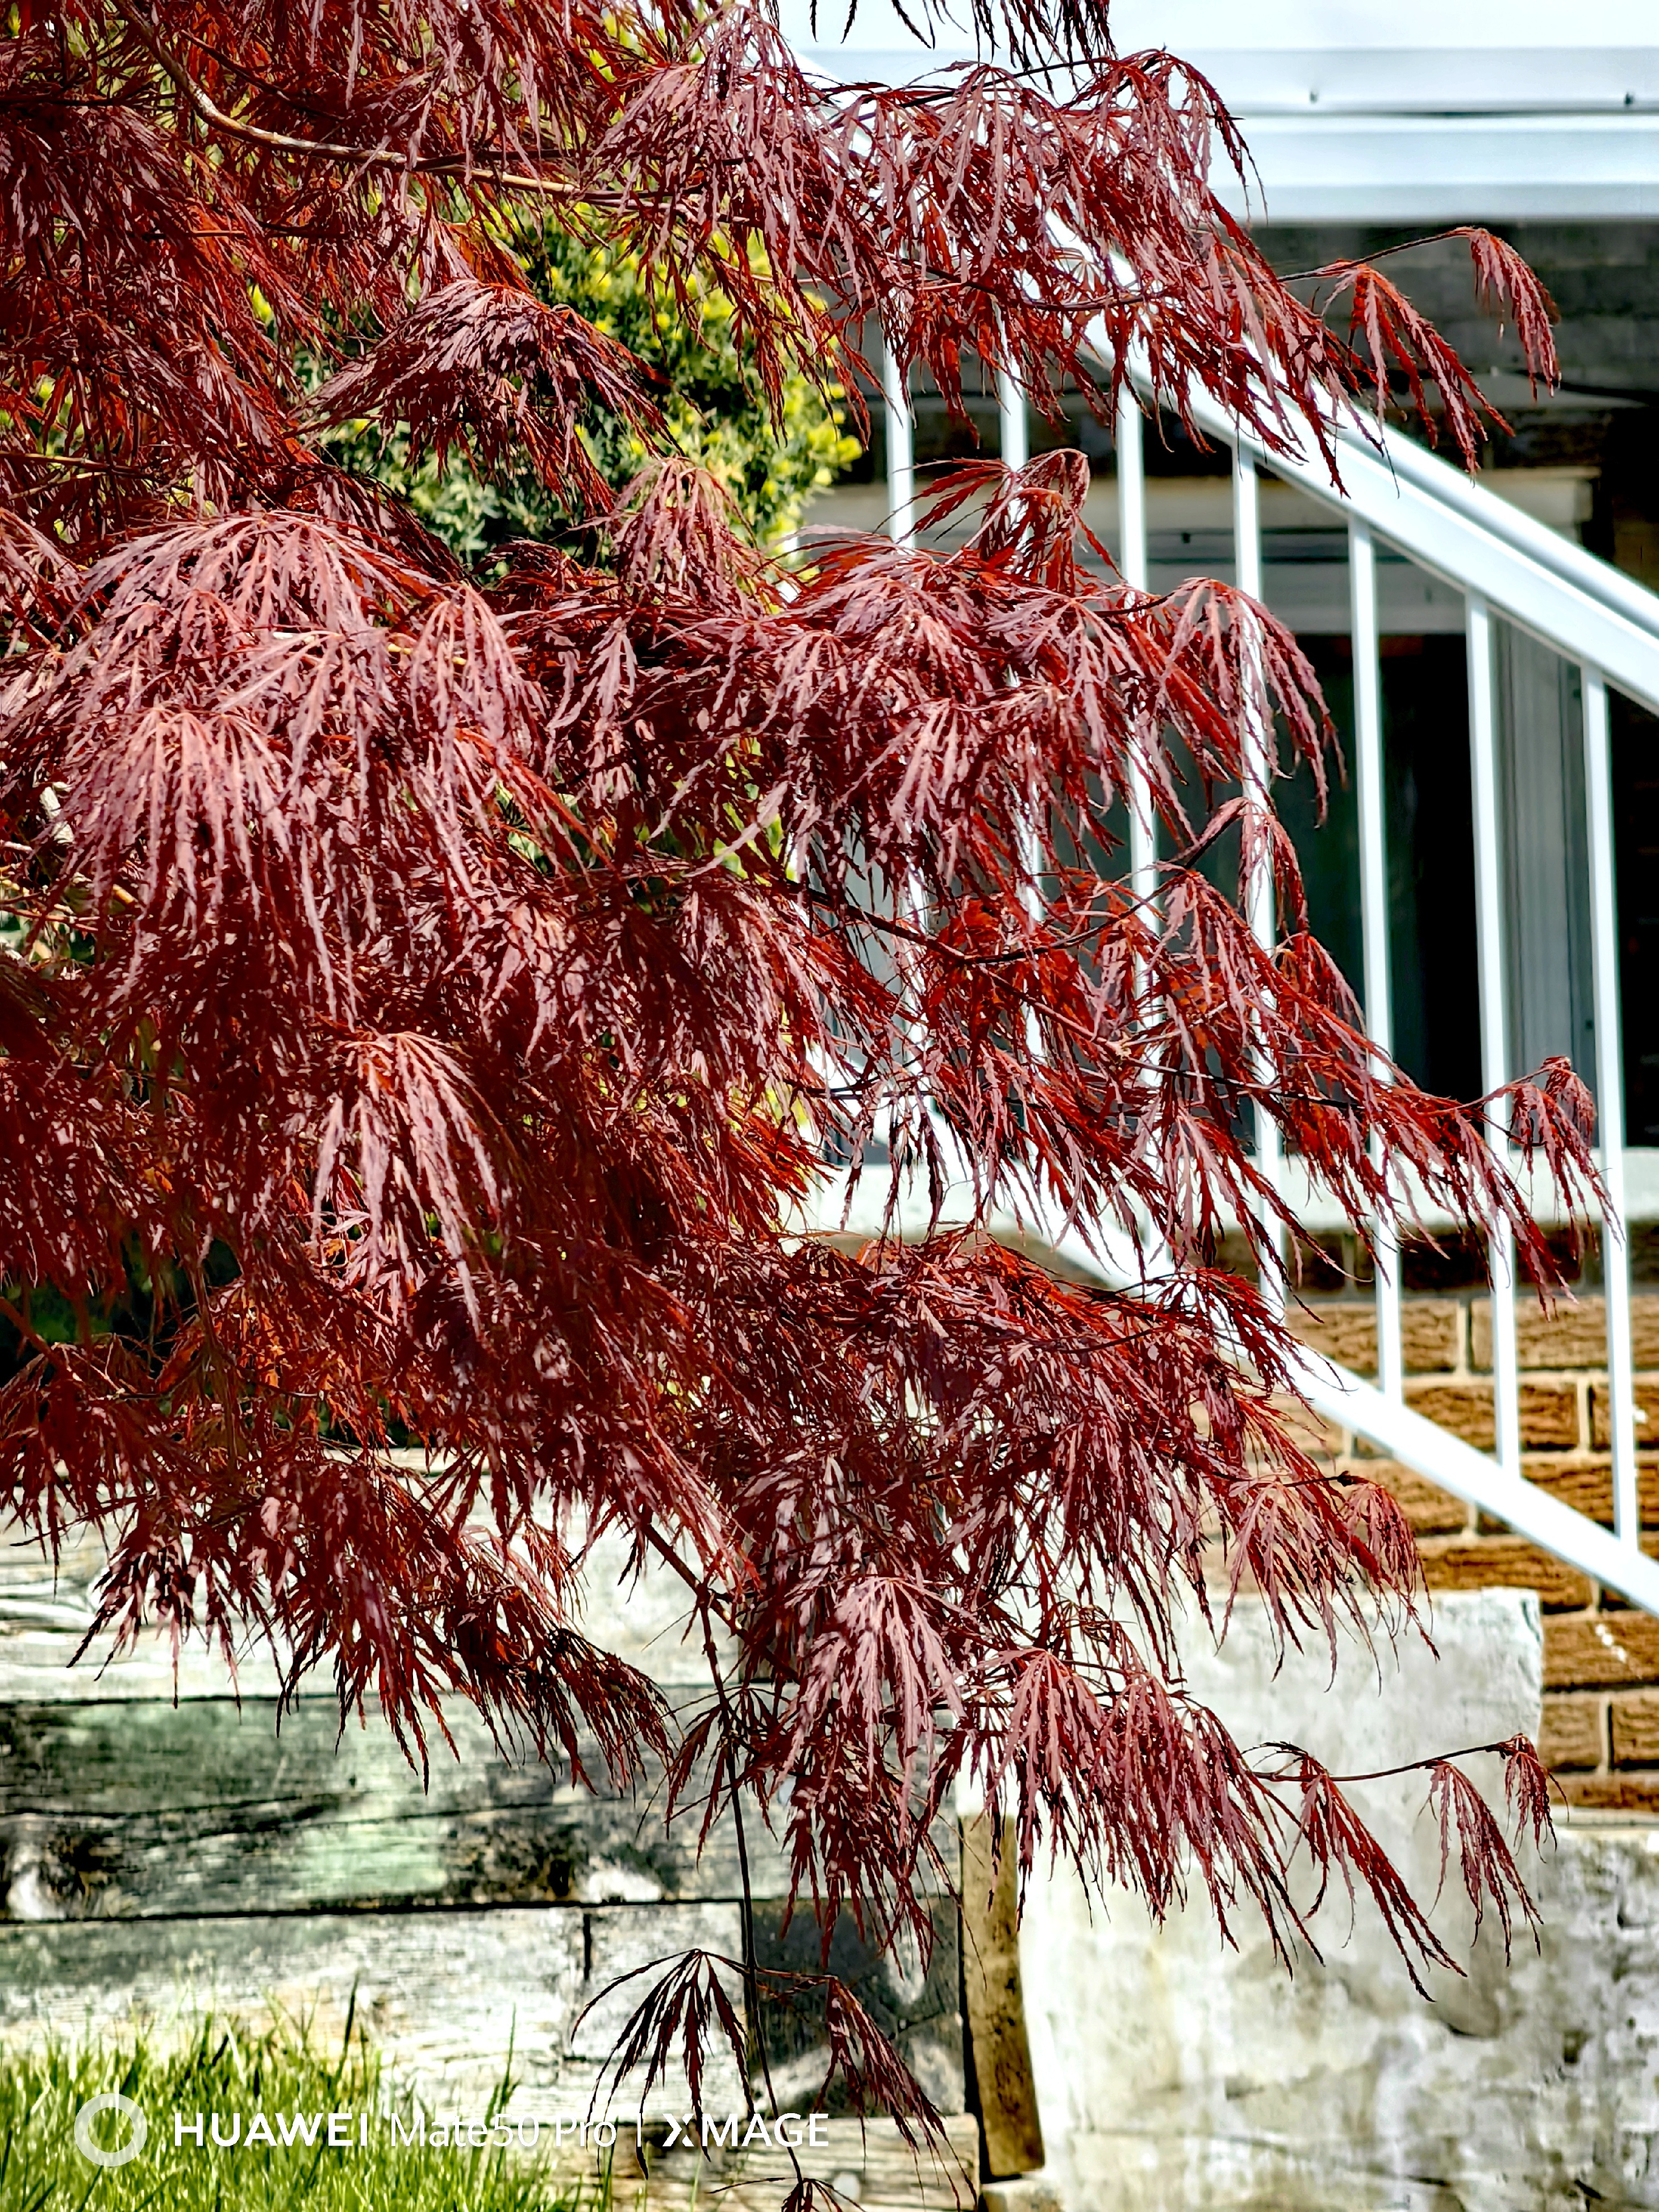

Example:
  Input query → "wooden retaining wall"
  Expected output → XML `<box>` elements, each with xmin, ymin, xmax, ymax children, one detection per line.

<box><xmin>0</xmin><ymin>1521</ymin><xmax>981</xmax><ymax>2208</ymax></box>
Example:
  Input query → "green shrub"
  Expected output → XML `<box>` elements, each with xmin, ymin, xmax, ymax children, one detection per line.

<box><xmin>318</xmin><ymin>222</ymin><xmax>860</xmax><ymax>561</ymax></box>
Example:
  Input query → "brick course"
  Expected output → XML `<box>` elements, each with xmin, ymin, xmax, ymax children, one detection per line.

<box><xmin>1591</xmin><ymin>1378</ymin><xmax>1659</xmax><ymax>1449</ymax></box>
<box><xmin>1368</xmin><ymin>1459</ymin><xmax>1473</xmax><ymax>1535</ymax></box>
<box><xmin>1417</xmin><ymin>1537</ymin><xmax>1594</xmax><ymax>1611</ymax></box>
<box><xmin>1612</xmin><ymin>1693</ymin><xmax>1659</xmax><ymax>1765</ymax></box>
<box><xmin>1537</xmin><ymin>1695</ymin><xmax>1605</xmax><ymax>1769</ymax></box>
<box><xmin>1282</xmin><ymin>1285</ymin><xmax>1659</xmax><ymax>1811</ymax></box>
<box><xmin>1544</xmin><ymin>1611</ymin><xmax>1659</xmax><ymax>1686</ymax></box>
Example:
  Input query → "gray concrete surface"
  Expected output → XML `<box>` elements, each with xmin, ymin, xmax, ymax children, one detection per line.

<box><xmin>1019</xmin><ymin>1590</ymin><xmax>1659</xmax><ymax>2210</ymax></box>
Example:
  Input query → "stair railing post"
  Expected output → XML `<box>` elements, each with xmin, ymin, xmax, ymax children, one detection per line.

<box><xmin>1233</xmin><ymin>443</ymin><xmax>1284</xmax><ymax>1319</ymax></box>
<box><xmin>1115</xmin><ymin>391</ymin><xmax>1154</xmax><ymax>913</ymax></box>
<box><xmin>1468</xmin><ymin>596</ymin><xmax>1522</xmax><ymax>1477</ymax></box>
<box><xmin>998</xmin><ymin>362</ymin><xmax>1028</xmax><ymax>476</ymax></box>
<box><xmin>1352</xmin><ymin>522</ymin><xmax>1404</xmax><ymax>1401</ymax></box>
<box><xmin>882</xmin><ymin>334</ymin><xmax>915</xmax><ymax>551</ymax></box>
<box><xmin>1583</xmin><ymin>666</ymin><xmax>1639</xmax><ymax>1547</ymax></box>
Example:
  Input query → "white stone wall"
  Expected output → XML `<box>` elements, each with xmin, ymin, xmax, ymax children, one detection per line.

<box><xmin>1018</xmin><ymin>1590</ymin><xmax>1659</xmax><ymax>2211</ymax></box>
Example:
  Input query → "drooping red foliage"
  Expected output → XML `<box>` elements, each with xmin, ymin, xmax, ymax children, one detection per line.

<box><xmin>0</xmin><ymin>0</ymin><xmax>1582</xmax><ymax>2153</ymax></box>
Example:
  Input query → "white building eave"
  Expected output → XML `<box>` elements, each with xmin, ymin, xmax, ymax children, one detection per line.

<box><xmin>1210</xmin><ymin>111</ymin><xmax>1659</xmax><ymax>223</ymax></box>
<box><xmin>1169</xmin><ymin>45</ymin><xmax>1659</xmax><ymax>113</ymax></box>
<box><xmin>782</xmin><ymin>1</ymin><xmax>1659</xmax><ymax>223</ymax></box>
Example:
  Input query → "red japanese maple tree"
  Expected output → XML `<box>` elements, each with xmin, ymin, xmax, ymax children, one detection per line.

<box><xmin>0</xmin><ymin>0</ymin><xmax>1588</xmax><ymax>2176</ymax></box>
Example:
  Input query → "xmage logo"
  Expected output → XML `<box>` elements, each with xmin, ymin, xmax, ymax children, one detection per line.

<box><xmin>73</xmin><ymin>2094</ymin><xmax>149</xmax><ymax>2169</ymax></box>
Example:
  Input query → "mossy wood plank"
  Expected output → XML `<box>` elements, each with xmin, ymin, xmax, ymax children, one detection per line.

<box><xmin>0</xmin><ymin>1697</ymin><xmax>778</xmax><ymax>1917</ymax></box>
<box><xmin>0</xmin><ymin>1699</ymin><xmax>955</xmax><ymax>1919</ymax></box>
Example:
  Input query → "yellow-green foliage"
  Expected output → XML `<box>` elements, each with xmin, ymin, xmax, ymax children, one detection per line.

<box><xmin>325</xmin><ymin>225</ymin><xmax>858</xmax><ymax>561</ymax></box>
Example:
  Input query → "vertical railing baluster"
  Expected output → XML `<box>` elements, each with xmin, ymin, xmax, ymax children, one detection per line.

<box><xmin>1233</xmin><ymin>445</ymin><xmax>1283</xmax><ymax>1317</ymax></box>
<box><xmin>1231</xmin><ymin>443</ymin><xmax>1263</xmax><ymax>606</ymax></box>
<box><xmin>998</xmin><ymin>363</ymin><xmax>1028</xmax><ymax>476</ymax></box>
<box><xmin>883</xmin><ymin>336</ymin><xmax>915</xmax><ymax>551</ymax></box>
<box><xmin>1468</xmin><ymin>596</ymin><xmax>1522</xmax><ymax>1476</ymax></box>
<box><xmin>1583</xmin><ymin>667</ymin><xmax>1639</xmax><ymax>1547</ymax></box>
<box><xmin>1116</xmin><ymin>393</ymin><xmax>1165</xmax><ymax>1288</ymax></box>
<box><xmin>1115</xmin><ymin>394</ymin><xmax>1156</xmax><ymax>918</ymax></box>
<box><xmin>880</xmin><ymin>335</ymin><xmax>925</xmax><ymax>1169</ymax></box>
<box><xmin>1351</xmin><ymin>523</ymin><xmax>1403</xmax><ymax>1401</ymax></box>
<box><xmin>1001</xmin><ymin>364</ymin><xmax>1044</xmax><ymax>1063</ymax></box>
<box><xmin>1115</xmin><ymin>391</ymin><xmax>1148</xmax><ymax>592</ymax></box>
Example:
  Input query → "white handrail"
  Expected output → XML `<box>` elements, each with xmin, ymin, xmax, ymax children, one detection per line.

<box><xmin>1027</xmin><ymin>1213</ymin><xmax>1659</xmax><ymax>1617</ymax></box>
<box><xmin>1107</xmin><ymin>369</ymin><xmax>1659</xmax><ymax>1610</ymax></box>
<box><xmin>808</xmin><ymin>1157</ymin><xmax>1659</xmax><ymax>1617</ymax></box>
<box><xmin>886</xmin><ymin>368</ymin><xmax>1659</xmax><ymax>1618</ymax></box>
<box><xmin>1298</xmin><ymin>1360</ymin><xmax>1659</xmax><ymax>1611</ymax></box>
<box><xmin>1183</xmin><ymin>386</ymin><xmax>1659</xmax><ymax>718</ymax></box>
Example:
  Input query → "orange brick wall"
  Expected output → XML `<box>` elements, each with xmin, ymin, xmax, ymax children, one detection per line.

<box><xmin>1282</xmin><ymin>1273</ymin><xmax>1659</xmax><ymax>1811</ymax></box>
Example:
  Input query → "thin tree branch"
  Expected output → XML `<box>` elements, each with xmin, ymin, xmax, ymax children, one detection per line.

<box><xmin>106</xmin><ymin>0</ymin><xmax>615</xmax><ymax>198</ymax></box>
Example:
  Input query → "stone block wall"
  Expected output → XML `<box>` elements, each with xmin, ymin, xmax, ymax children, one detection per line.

<box><xmin>1020</xmin><ymin>1592</ymin><xmax>1659</xmax><ymax>2212</ymax></box>
<box><xmin>1279</xmin><ymin>1259</ymin><xmax>1659</xmax><ymax>1811</ymax></box>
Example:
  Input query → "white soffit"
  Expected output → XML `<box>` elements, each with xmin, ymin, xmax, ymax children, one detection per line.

<box><xmin>781</xmin><ymin>0</ymin><xmax>1659</xmax><ymax>220</ymax></box>
<box><xmin>1211</xmin><ymin>113</ymin><xmax>1659</xmax><ymax>221</ymax></box>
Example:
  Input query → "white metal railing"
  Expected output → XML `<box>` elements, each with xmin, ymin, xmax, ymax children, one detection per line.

<box><xmin>870</xmin><ymin>361</ymin><xmax>1659</xmax><ymax>1617</ymax></box>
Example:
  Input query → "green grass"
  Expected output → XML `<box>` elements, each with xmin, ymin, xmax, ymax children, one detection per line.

<box><xmin>0</xmin><ymin>2015</ymin><xmax>606</xmax><ymax>2212</ymax></box>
